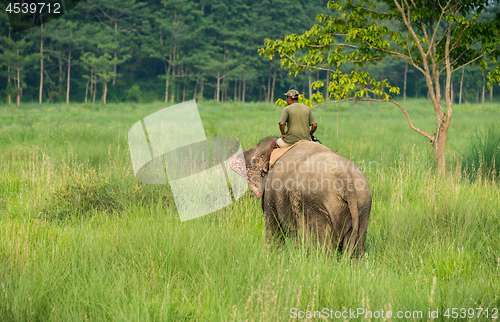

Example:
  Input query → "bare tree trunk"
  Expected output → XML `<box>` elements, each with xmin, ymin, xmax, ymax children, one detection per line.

<box><xmin>113</xmin><ymin>21</ymin><xmax>117</xmax><ymax>86</ymax></box>
<box><xmin>7</xmin><ymin>64</ymin><xmax>11</xmax><ymax>104</ymax></box>
<box><xmin>58</xmin><ymin>57</ymin><xmax>64</xmax><ymax>96</ymax></box>
<box><xmin>164</xmin><ymin>63</ymin><xmax>171</xmax><ymax>103</ymax></box>
<box><xmin>182</xmin><ymin>85</ymin><xmax>186</xmax><ymax>102</ymax></box>
<box><xmin>482</xmin><ymin>73</ymin><xmax>485</xmax><ymax>104</ymax></box>
<box><xmin>171</xmin><ymin>46</ymin><xmax>176</xmax><ymax>103</ymax></box>
<box><xmin>113</xmin><ymin>52</ymin><xmax>117</xmax><ymax>86</ymax></box>
<box><xmin>490</xmin><ymin>85</ymin><xmax>493</xmax><ymax>102</ymax></box>
<box><xmin>171</xmin><ymin>72</ymin><xmax>175</xmax><ymax>103</ymax></box>
<box><xmin>16</xmin><ymin>49</ymin><xmax>20</xmax><ymax>106</ymax></box>
<box><xmin>89</xmin><ymin>68</ymin><xmax>93</xmax><ymax>98</ymax></box>
<box><xmin>451</xmin><ymin>81</ymin><xmax>454</xmax><ymax>103</ymax></box>
<box><xmin>238</xmin><ymin>80</ymin><xmax>241</xmax><ymax>102</ymax></box>
<box><xmin>309</xmin><ymin>73</ymin><xmax>312</xmax><ymax>99</ymax></box>
<box><xmin>216</xmin><ymin>73</ymin><xmax>220</xmax><ymax>102</ymax></box>
<box><xmin>165</xmin><ymin>78</ymin><xmax>169</xmax><ymax>103</ymax></box>
<box><xmin>85</xmin><ymin>75</ymin><xmax>89</xmax><ymax>104</ymax></box>
<box><xmin>233</xmin><ymin>79</ymin><xmax>237</xmax><ymax>101</ymax></box>
<box><xmin>459</xmin><ymin>67</ymin><xmax>464</xmax><ymax>105</ymax></box>
<box><xmin>326</xmin><ymin>70</ymin><xmax>330</xmax><ymax>100</ymax></box>
<box><xmin>93</xmin><ymin>72</ymin><xmax>97</xmax><ymax>104</ymax></box>
<box><xmin>266</xmin><ymin>75</ymin><xmax>271</xmax><ymax>102</ymax></box>
<box><xmin>39</xmin><ymin>21</ymin><xmax>43</xmax><ymax>104</ymax></box>
<box><xmin>193</xmin><ymin>73</ymin><xmax>200</xmax><ymax>100</ymax></box>
<box><xmin>66</xmin><ymin>51</ymin><xmax>71</xmax><ymax>104</ymax></box>
<box><xmin>403</xmin><ymin>63</ymin><xmax>408</xmax><ymax>101</ymax></box>
<box><xmin>200</xmin><ymin>80</ymin><xmax>204</xmax><ymax>101</ymax></box>
<box><xmin>7</xmin><ymin>30</ymin><xmax>11</xmax><ymax>104</ymax></box>
<box><xmin>242</xmin><ymin>79</ymin><xmax>246</xmax><ymax>103</ymax></box>
<box><xmin>103</xmin><ymin>70</ymin><xmax>108</xmax><ymax>104</ymax></box>
<box><xmin>223</xmin><ymin>79</ymin><xmax>227</xmax><ymax>103</ymax></box>
<box><xmin>271</xmin><ymin>70</ymin><xmax>276</xmax><ymax>102</ymax></box>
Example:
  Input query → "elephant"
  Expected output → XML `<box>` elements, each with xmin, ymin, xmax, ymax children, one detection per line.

<box><xmin>230</xmin><ymin>137</ymin><xmax>372</xmax><ymax>258</ymax></box>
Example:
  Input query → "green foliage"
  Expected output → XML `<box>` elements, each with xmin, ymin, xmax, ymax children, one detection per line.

<box><xmin>461</xmin><ymin>124</ymin><xmax>500</xmax><ymax>181</ymax></box>
<box><xmin>5</xmin><ymin>81</ymin><xmax>15</xmax><ymax>97</ymax></box>
<box><xmin>40</xmin><ymin>171</ymin><xmax>125</xmax><ymax>221</ymax></box>
<box><xmin>125</xmin><ymin>84</ymin><xmax>142</xmax><ymax>102</ymax></box>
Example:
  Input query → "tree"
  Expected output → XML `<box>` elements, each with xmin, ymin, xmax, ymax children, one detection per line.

<box><xmin>145</xmin><ymin>0</ymin><xmax>200</xmax><ymax>103</ymax></box>
<box><xmin>83</xmin><ymin>0</ymin><xmax>145</xmax><ymax>86</ymax></box>
<box><xmin>81</xmin><ymin>51</ymin><xmax>128</xmax><ymax>104</ymax></box>
<box><xmin>0</xmin><ymin>13</ymin><xmax>14</xmax><ymax>104</ymax></box>
<box><xmin>260</xmin><ymin>0</ymin><xmax>500</xmax><ymax>173</ymax></box>
<box><xmin>43</xmin><ymin>16</ymin><xmax>88</xmax><ymax>104</ymax></box>
<box><xmin>0</xmin><ymin>36</ymin><xmax>39</xmax><ymax>106</ymax></box>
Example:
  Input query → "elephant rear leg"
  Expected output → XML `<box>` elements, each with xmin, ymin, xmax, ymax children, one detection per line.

<box><xmin>264</xmin><ymin>210</ymin><xmax>285</xmax><ymax>246</ymax></box>
<box><xmin>344</xmin><ymin>187</ymin><xmax>360</xmax><ymax>257</ymax></box>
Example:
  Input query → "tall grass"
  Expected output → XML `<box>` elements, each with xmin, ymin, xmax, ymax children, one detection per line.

<box><xmin>0</xmin><ymin>99</ymin><xmax>499</xmax><ymax>321</ymax></box>
<box><xmin>461</xmin><ymin>124</ymin><xmax>500</xmax><ymax>181</ymax></box>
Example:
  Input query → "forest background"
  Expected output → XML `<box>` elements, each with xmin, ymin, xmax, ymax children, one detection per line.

<box><xmin>1</xmin><ymin>0</ymin><xmax>500</xmax><ymax>106</ymax></box>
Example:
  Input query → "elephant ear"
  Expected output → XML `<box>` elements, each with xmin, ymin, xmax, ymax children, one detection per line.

<box><xmin>229</xmin><ymin>146</ymin><xmax>265</xmax><ymax>199</ymax></box>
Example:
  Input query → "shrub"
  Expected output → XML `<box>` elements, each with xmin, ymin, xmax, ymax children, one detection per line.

<box><xmin>126</xmin><ymin>85</ymin><xmax>142</xmax><ymax>102</ymax></box>
<box><xmin>461</xmin><ymin>125</ymin><xmax>500</xmax><ymax>181</ymax></box>
<box><xmin>40</xmin><ymin>171</ymin><xmax>126</xmax><ymax>221</ymax></box>
<box><xmin>39</xmin><ymin>170</ymin><xmax>176</xmax><ymax>221</ymax></box>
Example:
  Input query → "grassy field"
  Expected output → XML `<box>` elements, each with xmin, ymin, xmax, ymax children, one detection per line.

<box><xmin>0</xmin><ymin>99</ymin><xmax>499</xmax><ymax>321</ymax></box>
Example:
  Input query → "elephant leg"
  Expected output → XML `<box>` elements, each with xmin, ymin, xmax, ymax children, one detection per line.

<box><xmin>344</xmin><ymin>184</ymin><xmax>360</xmax><ymax>257</ymax></box>
<box><xmin>307</xmin><ymin>215</ymin><xmax>334</xmax><ymax>252</ymax></box>
<box><xmin>264</xmin><ymin>209</ymin><xmax>284</xmax><ymax>246</ymax></box>
<box><xmin>288</xmin><ymin>190</ymin><xmax>308</xmax><ymax>246</ymax></box>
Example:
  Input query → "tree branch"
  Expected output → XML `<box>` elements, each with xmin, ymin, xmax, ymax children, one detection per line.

<box><xmin>353</xmin><ymin>5</ymin><xmax>402</xmax><ymax>20</ymax></box>
<box><xmin>311</xmin><ymin>96</ymin><xmax>435</xmax><ymax>143</ymax></box>
<box><xmin>453</xmin><ymin>51</ymin><xmax>490</xmax><ymax>71</ymax></box>
<box><xmin>427</xmin><ymin>0</ymin><xmax>450</xmax><ymax>56</ymax></box>
<box><xmin>405</xmin><ymin>38</ymin><xmax>425</xmax><ymax>74</ymax></box>
<box><xmin>281</xmin><ymin>52</ymin><xmax>337</xmax><ymax>73</ymax></box>
<box><xmin>306</xmin><ymin>43</ymin><xmax>359</xmax><ymax>49</ymax></box>
<box><xmin>388</xmin><ymin>99</ymin><xmax>435</xmax><ymax>142</ymax></box>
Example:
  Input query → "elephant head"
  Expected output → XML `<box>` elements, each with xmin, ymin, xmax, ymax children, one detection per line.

<box><xmin>229</xmin><ymin>137</ymin><xmax>276</xmax><ymax>199</ymax></box>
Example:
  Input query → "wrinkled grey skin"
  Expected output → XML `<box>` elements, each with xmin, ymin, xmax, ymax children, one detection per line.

<box><xmin>230</xmin><ymin>137</ymin><xmax>371</xmax><ymax>258</ymax></box>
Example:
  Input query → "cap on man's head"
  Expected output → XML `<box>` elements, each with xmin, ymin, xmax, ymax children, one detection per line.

<box><xmin>284</xmin><ymin>89</ymin><xmax>299</xmax><ymax>99</ymax></box>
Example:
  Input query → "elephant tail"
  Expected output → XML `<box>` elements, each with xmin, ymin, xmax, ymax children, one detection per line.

<box><xmin>345</xmin><ymin>186</ymin><xmax>360</xmax><ymax>256</ymax></box>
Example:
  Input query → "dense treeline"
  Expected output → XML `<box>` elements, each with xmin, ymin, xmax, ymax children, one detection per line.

<box><xmin>0</xmin><ymin>0</ymin><xmax>498</xmax><ymax>105</ymax></box>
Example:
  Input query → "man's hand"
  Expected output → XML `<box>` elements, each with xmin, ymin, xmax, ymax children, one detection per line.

<box><xmin>310</xmin><ymin>123</ymin><xmax>317</xmax><ymax>135</ymax></box>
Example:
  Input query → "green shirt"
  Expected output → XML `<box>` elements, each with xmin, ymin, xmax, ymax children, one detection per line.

<box><xmin>279</xmin><ymin>103</ymin><xmax>317</xmax><ymax>145</ymax></box>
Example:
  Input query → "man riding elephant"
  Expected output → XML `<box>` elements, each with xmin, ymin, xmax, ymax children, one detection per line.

<box><xmin>262</xmin><ymin>89</ymin><xmax>318</xmax><ymax>172</ymax></box>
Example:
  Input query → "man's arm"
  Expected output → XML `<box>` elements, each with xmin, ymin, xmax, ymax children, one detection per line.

<box><xmin>279</xmin><ymin>122</ymin><xmax>286</xmax><ymax>137</ymax></box>
<box><xmin>310</xmin><ymin>123</ymin><xmax>317</xmax><ymax>135</ymax></box>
